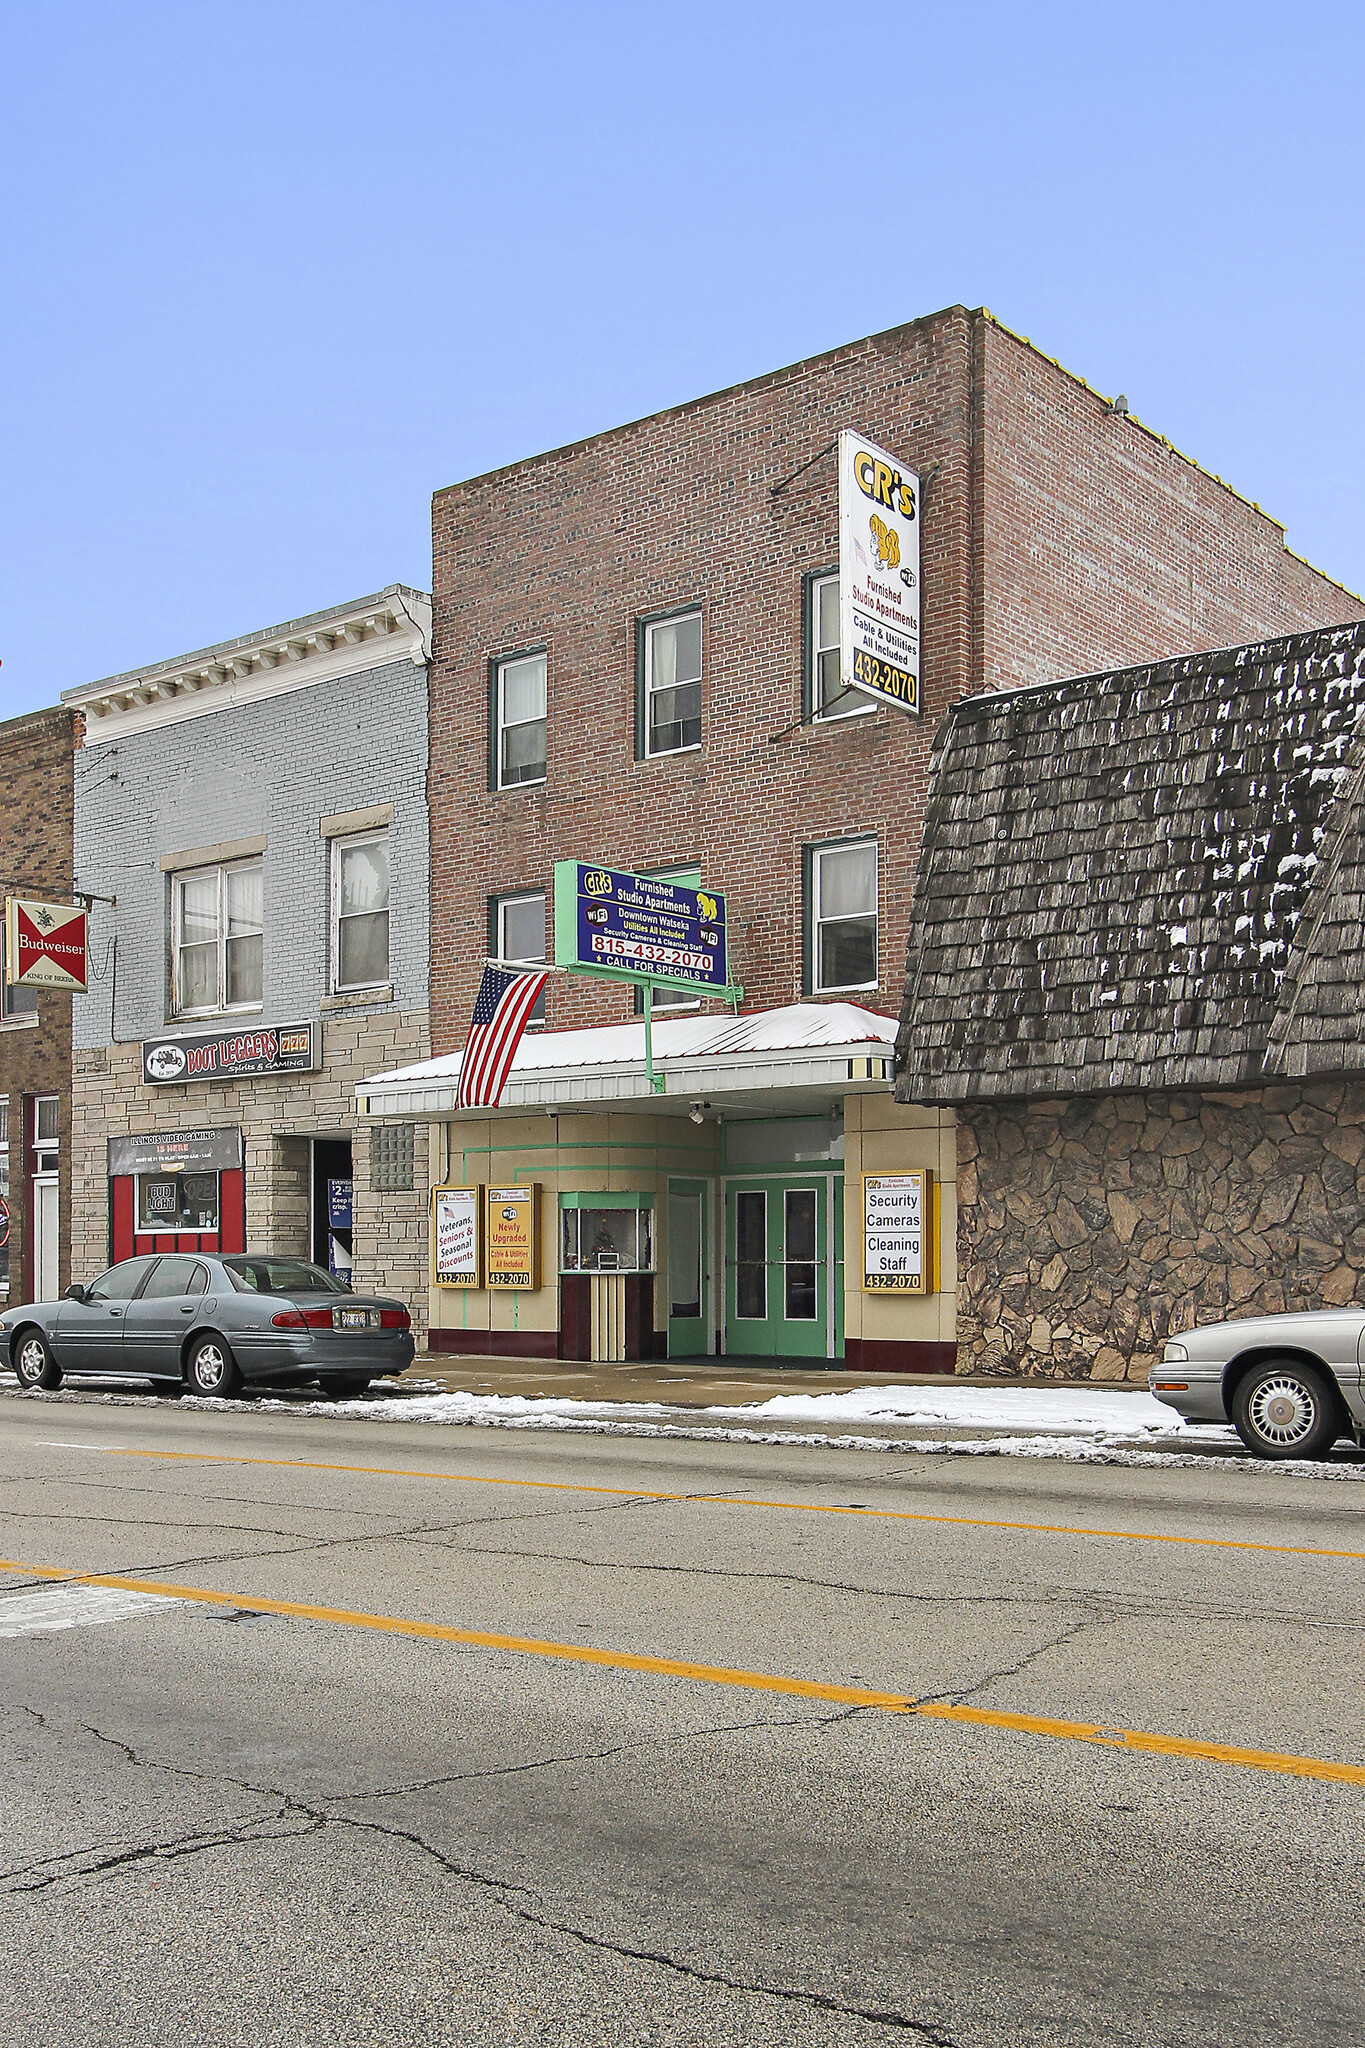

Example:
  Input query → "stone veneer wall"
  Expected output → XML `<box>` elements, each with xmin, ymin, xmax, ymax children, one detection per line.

<box><xmin>72</xmin><ymin>1010</ymin><xmax>431</xmax><ymax>1347</ymax></box>
<box><xmin>954</xmin><ymin>1080</ymin><xmax>1365</xmax><ymax>1381</ymax></box>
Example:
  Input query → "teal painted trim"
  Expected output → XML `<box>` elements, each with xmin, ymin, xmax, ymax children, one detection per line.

<box><xmin>559</xmin><ymin>1190</ymin><xmax>654</xmax><ymax>1209</ymax></box>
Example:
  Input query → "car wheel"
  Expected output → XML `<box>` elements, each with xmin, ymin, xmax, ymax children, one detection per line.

<box><xmin>187</xmin><ymin>1335</ymin><xmax>241</xmax><ymax>1399</ymax></box>
<box><xmin>324</xmin><ymin>1374</ymin><xmax>371</xmax><ymax>1399</ymax></box>
<box><xmin>1233</xmin><ymin>1359</ymin><xmax>1341</xmax><ymax>1460</ymax></box>
<box><xmin>14</xmin><ymin>1329</ymin><xmax>61</xmax><ymax>1391</ymax></box>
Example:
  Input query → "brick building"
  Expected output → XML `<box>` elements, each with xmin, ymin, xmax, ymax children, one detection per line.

<box><xmin>895</xmin><ymin>619</ymin><xmax>1365</xmax><ymax>1381</ymax></box>
<box><xmin>0</xmin><ymin>705</ymin><xmax>78</xmax><ymax>1306</ymax></box>
<box><xmin>65</xmin><ymin>589</ymin><xmax>434</xmax><ymax>1343</ymax></box>
<box><xmin>365</xmin><ymin>302</ymin><xmax>1363</xmax><ymax>1369</ymax></box>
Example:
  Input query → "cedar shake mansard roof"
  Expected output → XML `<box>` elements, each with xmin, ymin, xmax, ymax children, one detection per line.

<box><xmin>895</xmin><ymin>619</ymin><xmax>1365</xmax><ymax>1103</ymax></box>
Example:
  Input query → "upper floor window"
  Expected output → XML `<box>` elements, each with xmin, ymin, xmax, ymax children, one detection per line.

<box><xmin>494</xmin><ymin>651</ymin><xmax>547</xmax><ymax>789</ymax></box>
<box><xmin>808</xmin><ymin>572</ymin><xmax>868</xmax><ymax>722</ymax></box>
<box><xmin>173</xmin><ymin>860</ymin><xmax>262</xmax><ymax>1016</ymax></box>
<box><xmin>493</xmin><ymin>889</ymin><xmax>547</xmax><ymax>1025</ymax></box>
<box><xmin>332</xmin><ymin>832</ymin><xmax>390</xmax><ymax>991</ymax></box>
<box><xmin>640</xmin><ymin>611</ymin><xmax>702</xmax><ymax>757</ymax></box>
<box><xmin>0</xmin><ymin>923</ymin><xmax>37</xmax><ymax>1018</ymax></box>
<box><xmin>807</xmin><ymin>837</ymin><xmax>878</xmax><ymax>993</ymax></box>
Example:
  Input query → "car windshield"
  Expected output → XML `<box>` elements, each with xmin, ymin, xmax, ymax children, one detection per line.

<box><xmin>223</xmin><ymin>1258</ymin><xmax>346</xmax><ymax>1296</ymax></box>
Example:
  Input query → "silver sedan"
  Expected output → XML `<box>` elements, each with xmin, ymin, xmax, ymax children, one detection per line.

<box><xmin>1150</xmin><ymin>1309</ymin><xmax>1365</xmax><ymax>1460</ymax></box>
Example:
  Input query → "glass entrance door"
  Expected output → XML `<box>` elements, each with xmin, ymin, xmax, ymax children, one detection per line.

<box><xmin>724</xmin><ymin>1179</ymin><xmax>829</xmax><ymax>1359</ymax></box>
<box><xmin>667</xmin><ymin>1181</ymin><xmax>708</xmax><ymax>1357</ymax></box>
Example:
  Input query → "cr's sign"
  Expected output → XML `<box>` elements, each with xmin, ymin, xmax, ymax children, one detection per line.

<box><xmin>838</xmin><ymin>429</ymin><xmax>922</xmax><ymax>717</ymax></box>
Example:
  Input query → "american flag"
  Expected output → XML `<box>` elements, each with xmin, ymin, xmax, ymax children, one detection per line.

<box><xmin>456</xmin><ymin>962</ymin><xmax>550</xmax><ymax>1109</ymax></box>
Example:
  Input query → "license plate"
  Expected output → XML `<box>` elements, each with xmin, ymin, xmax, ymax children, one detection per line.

<box><xmin>337</xmin><ymin>1308</ymin><xmax>372</xmax><ymax>1330</ymax></box>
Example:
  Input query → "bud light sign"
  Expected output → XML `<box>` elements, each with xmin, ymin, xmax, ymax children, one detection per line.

<box><xmin>553</xmin><ymin>862</ymin><xmax>728</xmax><ymax>996</ymax></box>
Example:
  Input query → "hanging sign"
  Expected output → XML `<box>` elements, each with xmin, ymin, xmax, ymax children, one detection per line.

<box><xmin>838</xmin><ymin>429</ymin><xmax>922</xmax><ymax>715</ymax></box>
<box><xmin>5</xmin><ymin>898</ymin><xmax>88</xmax><ymax>991</ymax></box>
<box><xmin>862</xmin><ymin>1171</ymin><xmax>934</xmax><ymax>1294</ymax></box>
<box><xmin>433</xmin><ymin>1185</ymin><xmax>483</xmax><ymax>1289</ymax></box>
<box><xmin>553</xmin><ymin>862</ymin><xmax>728</xmax><ymax>997</ymax></box>
<box><xmin>108</xmin><ymin>1128</ymin><xmax>243</xmax><ymax>1176</ymax></box>
<box><xmin>486</xmin><ymin>1184</ymin><xmax>541</xmax><ymax>1290</ymax></box>
<box><xmin>141</xmin><ymin>1020</ymin><xmax>318</xmax><ymax>1085</ymax></box>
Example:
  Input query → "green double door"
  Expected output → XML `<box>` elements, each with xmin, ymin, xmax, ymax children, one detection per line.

<box><xmin>724</xmin><ymin>1176</ymin><xmax>844</xmax><ymax>1360</ymax></box>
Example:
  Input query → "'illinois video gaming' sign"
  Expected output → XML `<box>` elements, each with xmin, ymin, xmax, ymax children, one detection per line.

<box><xmin>553</xmin><ymin>862</ymin><xmax>727</xmax><ymax>997</ymax></box>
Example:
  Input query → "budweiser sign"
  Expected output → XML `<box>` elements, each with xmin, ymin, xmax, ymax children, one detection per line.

<box><xmin>5</xmin><ymin>898</ymin><xmax>88</xmax><ymax>992</ymax></box>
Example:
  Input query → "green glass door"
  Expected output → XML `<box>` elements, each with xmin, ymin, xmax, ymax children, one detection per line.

<box><xmin>667</xmin><ymin>1180</ymin><xmax>708</xmax><ymax>1358</ymax></box>
<box><xmin>725</xmin><ymin>1179</ymin><xmax>828</xmax><ymax>1359</ymax></box>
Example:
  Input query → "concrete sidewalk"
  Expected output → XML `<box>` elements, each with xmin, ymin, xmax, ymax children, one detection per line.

<box><xmin>400</xmin><ymin>1354</ymin><xmax>1156</xmax><ymax>1412</ymax></box>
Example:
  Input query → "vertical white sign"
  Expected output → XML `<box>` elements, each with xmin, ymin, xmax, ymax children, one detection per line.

<box><xmin>838</xmin><ymin>429</ymin><xmax>922</xmax><ymax>715</ymax></box>
<box><xmin>433</xmin><ymin>1186</ymin><xmax>481</xmax><ymax>1287</ymax></box>
<box><xmin>862</xmin><ymin>1172</ymin><xmax>932</xmax><ymax>1294</ymax></box>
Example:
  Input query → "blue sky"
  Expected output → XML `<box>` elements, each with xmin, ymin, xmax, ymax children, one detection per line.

<box><xmin>2</xmin><ymin>1</ymin><xmax>1361</xmax><ymax>714</ymax></box>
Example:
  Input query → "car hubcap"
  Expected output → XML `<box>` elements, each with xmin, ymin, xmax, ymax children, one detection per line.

<box><xmin>18</xmin><ymin>1339</ymin><xmax>44</xmax><ymax>1384</ymax></box>
<box><xmin>1250</xmin><ymin>1376</ymin><xmax>1316</xmax><ymax>1447</ymax></box>
<box><xmin>194</xmin><ymin>1345</ymin><xmax>226</xmax><ymax>1391</ymax></box>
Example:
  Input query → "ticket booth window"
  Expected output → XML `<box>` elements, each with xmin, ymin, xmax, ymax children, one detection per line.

<box><xmin>560</xmin><ymin>1206</ymin><xmax>654</xmax><ymax>1273</ymax></box>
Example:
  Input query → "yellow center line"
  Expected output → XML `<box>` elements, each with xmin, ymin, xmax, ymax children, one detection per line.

<box><xmin>33</xmin><ymin>1439</ymin><xmax>1365</xmax><ymax>1565</ymax></box>
<box><xmin>2</xmin><ymin>1553</ymin><xmax>1361</xmax><ymax>1789</ymax></box>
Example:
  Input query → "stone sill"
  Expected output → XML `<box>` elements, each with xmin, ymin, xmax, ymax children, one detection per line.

<box><xmin>0</xmin><ymin>1012</ymin><xmax>40</xmax><ymax>1033</ymax></box>
<box><xmin>321</xmin><ymin>985</ymin><xmax>395</xmax><ymax>1012</ymax></box>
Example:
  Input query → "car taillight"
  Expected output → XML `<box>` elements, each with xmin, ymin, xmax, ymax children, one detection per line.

<box><xmin>302</xmin><ymin>1306</ymin><xmax>334</xmax><ymax>1329</ymax></box>
<box><xmin>380</xmin><ymin>1307</ymin><xmax>410</xmax><ymax>1330</ymax></box>
<box><xmin>271</xmin><ymin>1309</ymin><xmax>307</xmax><ymax>1329</ymax></box>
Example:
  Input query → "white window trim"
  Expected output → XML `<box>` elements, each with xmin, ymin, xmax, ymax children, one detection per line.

<box><xmin>812</xmin><ymin>571</ymin><xmax>874</xmax><ymax>723</ymax></box>
<box><xmin>496</xmin><ymin>651</ymin><xmax>548</xmax><ymax>791</ymax></box>
<box><xmin>134</xmin><ymin>1172</ymin><xmax>221</xmax><ymax>1238</ymax></box>
<box><xmin>644</xmin><ymin>611</ymin><xmax>703</xmax><ymax>759</ymax></box>
<box><xmin>330</xmin><ymin>828</ymin><xmax>392</xmax><ymax>995</ymax></box>
<box><xmin>812</xmin><ymin>837</ymin><xmax>879</xmax><ymax>994</ymax></box>
<box><xmin>495</xmin><ymin>890</ymin><xmax>547</xmax><ymax>1025</ymax></box>
<box><xmin>171</xmin><ymin>857</ymin><xmax>264</xmax><ymax>1020</ymax></box>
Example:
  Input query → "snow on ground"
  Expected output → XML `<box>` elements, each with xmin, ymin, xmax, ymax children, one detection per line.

<box><xmin>701</xmin><ymin>1383</ymin><xmax>1177</xmax><ymax>1434</ymax></box>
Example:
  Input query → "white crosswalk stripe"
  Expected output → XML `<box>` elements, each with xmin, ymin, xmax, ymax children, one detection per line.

<box><xmin>0</xmin><ymin>1584</ymin><xmax>180</xmax><ymax>1639</ymax></box>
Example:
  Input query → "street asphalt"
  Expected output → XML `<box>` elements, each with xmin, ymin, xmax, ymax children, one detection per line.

<box><xmin>2</xmin><ymin>1382</ymin><xmax>1363</xmax><ymax>2047</ymax></box>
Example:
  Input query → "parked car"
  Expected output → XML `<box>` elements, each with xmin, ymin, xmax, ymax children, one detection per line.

<box><xmin>1151</xmin><ymin>1310</ymin><xmax>1365</xmax><ymax>1459</ymax></box>
<box><xmin>1</xmin><ymin>1253</ymin><xmax>414</xmax><ymax>1398</ymax></box>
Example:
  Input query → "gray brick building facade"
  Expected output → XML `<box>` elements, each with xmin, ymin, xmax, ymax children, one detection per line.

<box><xmin>66</xmin><ymin>588</ymin><xmax>433</xmax><ymax>1342</ymax></box>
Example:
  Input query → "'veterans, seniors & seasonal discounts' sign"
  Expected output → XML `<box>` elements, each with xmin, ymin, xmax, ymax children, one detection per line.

<box><xmin>432</xmin><ymin>1186</ymin><xmax>483</xmax><ymax>1289</ymax></box>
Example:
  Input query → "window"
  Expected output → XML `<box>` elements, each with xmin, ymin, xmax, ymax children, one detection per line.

<box><xmin>87</xmin><ymin>1257</ymin><xmax>159</xmax><ymax>1302</ymax></box>
<box><xmin>640</xmin><ymin>611</ymin><xmax>702</xmax><ymax>756</ymax></box>
<box><xmin>141</xmin><ymin>1256</ymin><xmax>210</xmax><ymax>1299</ymax></box>
<box><xmin>493</xmin><ymin>652</ymin><xmax>547</xmax><ymax>789</ymax></box>
<box><xmin>0</xmin><ymin>926</ymin><xmax>37</xmax><ymax>1018</ymax></box>
<box><xmin>224</xmin><ymin>1257</ymin><xmax>344</xmax><ymax>1295</ymax></box>
<box><xmin>560</xmin><ymin>1206</ymin><xmax>655</xmax><ymax>1273</ymax></box>
<box><xmin>137</xmin><ymin>1171</ymin><xmax>220</xmax><ymax>1234</ymax></box>
<box><xmin>808</xmin><ymin>571</ymin><xmax>868</xmax><ymax>721</ymax></box>
<box><xmin>493</xmin><ymin>891</ymin><xmax>547</xmax><ymax>1025</ymax></box>
<box><xmin>372</xmin><ymin>1124</ymin><xmax>415</xmax><ymax>1193</ymax></box>
<box><xmin>807</xmin><ymin>838</ymin><xmax>878</xmax><ymax>992</ymax></box>
<box><xmin>173</xmin><ymin>860</ymin><xmax>262</xmax><ymax>1015</ymax></box>
<box><xmin>332</xmin><ymin>832</ymin><xmax>390</xmax><ymax>991</ymax></box>
<box><xmin>35</xmin><ymin>1097</ymin><xmax>58</xmax><ymax>1146</ymax></box>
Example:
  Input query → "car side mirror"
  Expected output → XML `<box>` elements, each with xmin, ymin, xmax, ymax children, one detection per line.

<box><xmin>63</xmin><ymin>1283</ymin><xmax>87</xmax><ymax>1303</ymax></box>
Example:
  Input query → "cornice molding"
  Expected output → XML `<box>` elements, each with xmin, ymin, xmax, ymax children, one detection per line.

<box><xmin>66</xmin><ymin>586</ymin><xmax>430</xmax><ymax>743</ymax></box>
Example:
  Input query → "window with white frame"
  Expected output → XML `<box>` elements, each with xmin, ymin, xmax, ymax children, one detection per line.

<box><xmin>0</xmin><ymin>924</ymin><xmax>37</xmax><ymax>1018</ymax></box>
<box><xmin>173</xmin><ymin>860</ymin><xmax>263</xmax><ymax>1016</ymax></box>
<box><xmin>495</xmin><ymin>652</ymin><xmax>547</xmax><ymax>788</ymax></box>
<box><xmin>332</xmin><ymin>832</ymin><xmax>390</xmax><ymax>991</ymax></box>
<box><xmin>495</xmin><ymin>890</ymin><xmax>546</xmax><ymax>1024</ymax></box>
<box><xmin>643</xmin><ymin>612</ymin><xmax>702</xmax><ymax>756</ymax></box>
<box><xmin>811</xmin><ymin>572</ymin><xmax>868</xmax><ymax>720</ymax></box>
<box><xmin>809</xmin><ymin>838</ymin><xmax>878</xmax><ymax>992</ymax></box>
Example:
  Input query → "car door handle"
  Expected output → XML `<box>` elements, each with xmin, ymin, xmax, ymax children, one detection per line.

<box><xmin>179</xmin><ymin>1305</ymin><xmax>195</xmax><ymax>1314</ymax></box>
<box><xmin>108</xmin><ymin>1308</ymin><xmax>123</xmax><ymax>1319</ymax></box>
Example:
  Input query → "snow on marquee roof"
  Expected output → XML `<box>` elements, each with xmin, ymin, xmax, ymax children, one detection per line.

<box><xmin>359</xmin><ymin>1002</ymin><xmax>898</xmax><ymax>1118</ymax></box>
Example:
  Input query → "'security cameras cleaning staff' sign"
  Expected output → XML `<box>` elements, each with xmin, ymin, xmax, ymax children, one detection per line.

<box><xmin>553</xmin><ymin>862</ymin><xmax>728</xmax><ymax>997</ymax></box>
<box><xmin>838</xmin><ymin>429</ymin><xmax>922</xmax><ymax>716</ymax></box>
<box><xmin>862</xmin><ymin>1171</ymin><xmax>934</xmax><ymax>1294</ymax></box>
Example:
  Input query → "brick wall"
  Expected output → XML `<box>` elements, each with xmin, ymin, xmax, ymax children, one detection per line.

<box><xmin>0</xmin><ymin>705</ymin><xmax>76</xmax><ymax>1303</ymax></box>
<box><xmin>429</xmin><ymin>306</ymin><xmax>1361</xmax><ymax>1058</ymax></box>
<box><xmin>979</xmin><ymin>319</ymin><xmax>1361</xmax><ymax>693</ymax></box>
<box><xmin>955</xmin><ymin>1081</ymin><xmax>1365</xmax><ymax>1383</ymax></box>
